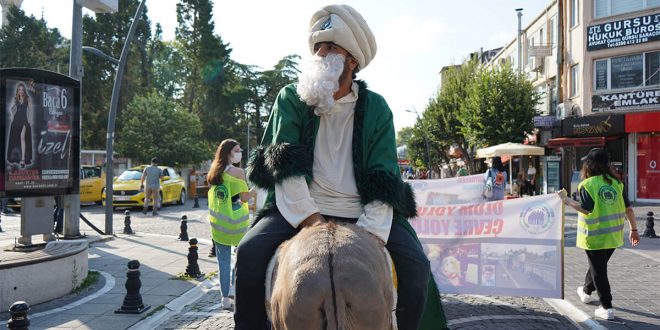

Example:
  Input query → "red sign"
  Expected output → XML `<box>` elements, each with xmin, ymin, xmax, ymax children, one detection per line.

<box><xmin>637</xmin><ymin>134</ymin><xmax>660</xmax><ymax>199</ymax></box>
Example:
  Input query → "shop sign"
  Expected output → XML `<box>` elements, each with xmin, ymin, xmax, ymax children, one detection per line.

<box><xmin>593</xmin><ymin>88</ymin><xmax>660</xmax><ymax>112</ymax></box>
<box><xmin>1</xmin><ymin>68</ymin><xmax>81</xmax><ymax>197</ymax></box>
<box><xmin>534</xmin><ymin>116</ymin><xmax>557</xmax><ymax>127</ymax></box>
<box><xmin>587</xmin><ymin>13</ymin><xmax>660</xmax><ymax>51</ymax></box>
<box><xmin>562</xmin><ymin>114</ymin><xmax>624</xmax><ymax>137</ymax></box>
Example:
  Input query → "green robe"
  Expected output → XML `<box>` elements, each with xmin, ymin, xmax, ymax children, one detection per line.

<box><xmin>248</xmin><ymin>80</ymin><xmax>448</xmax><ymax>330</ymax></box>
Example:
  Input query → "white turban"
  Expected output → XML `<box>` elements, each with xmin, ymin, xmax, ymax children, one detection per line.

<box><xmin>308</xmin><ymin>4</ymin><xmax>377</xmax><ymax>70</ymax></box>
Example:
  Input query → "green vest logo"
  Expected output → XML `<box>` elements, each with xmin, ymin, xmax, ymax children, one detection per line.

<box><xmin>214</xmin><ymin>185</ymin><xmax>229</xmax><ymax>203</ymax></box>
<box><xmin>598</xmin><ymin>186</ymin><xmax>618</xmax><ymax>205</ymax></box>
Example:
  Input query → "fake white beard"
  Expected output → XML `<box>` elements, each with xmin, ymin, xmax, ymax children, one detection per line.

<box><xmin>296</xmin><ymin>53</ymin><xmax>345</xmax><ymax>113</ymax></box>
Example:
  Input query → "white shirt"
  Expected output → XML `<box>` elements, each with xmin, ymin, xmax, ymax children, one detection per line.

<box><xmin>275</xmin><ymin>83</ymin><xmax>393</xmax><ymax>242</ymax></box>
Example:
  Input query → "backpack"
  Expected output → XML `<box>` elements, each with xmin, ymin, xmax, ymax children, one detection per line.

<box><xmin>483</xmin><ymin>170</ymin><xmax>494</xmax><ymax>198</ymax></box>
<box><xmin>494</xmin><ymin>171</ymin><xmax>505</xmax><ymax>188</ymax></box>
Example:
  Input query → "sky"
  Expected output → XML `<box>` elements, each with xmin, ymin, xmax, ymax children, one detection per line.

<box><xmin>11</xmin><ymin>0</ymin><xmax>551</xmax><ymax>132</ymax></box>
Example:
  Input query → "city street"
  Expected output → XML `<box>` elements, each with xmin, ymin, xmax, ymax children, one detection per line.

<box><xmin>1</xmin><ymin>201</ymin><xmax>658</xmax><ymax>329</ymax></box>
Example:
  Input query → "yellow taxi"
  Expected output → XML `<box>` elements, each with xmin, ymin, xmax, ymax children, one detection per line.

<box><xmin>80</xmin><ymin>165</ymin><xmax>105</xmax><ymax>204</ymax></box>
<box><xmin>102</xmin><ymin>165</ymin><xmax>187</xmax><ymax>209</ymax></box>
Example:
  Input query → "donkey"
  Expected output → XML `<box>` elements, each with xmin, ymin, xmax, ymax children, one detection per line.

<box><xmin>265</xmin><ymin>221</ymin><xmax>397</xmax><ymax>330</ymax></box>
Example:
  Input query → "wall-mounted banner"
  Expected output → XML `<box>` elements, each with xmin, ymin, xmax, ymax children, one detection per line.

<box><xmin>592</xmin><ymin>88</ymin><xmax>660</xmax><ymax>112</ymax></box>
<box><xmin>1</xmin><ymin>68</ymin><xmax>80</xmax><ymax>197</ymax></box>
<box><xmin>410</xmin><ymin>177</ymin><xmax>564</xmax><ymax>298</ymax></box>
<box><xmin>587</xmin><ymin>13</ymin><xmax>660</xmax><ymax>51</ymax></box>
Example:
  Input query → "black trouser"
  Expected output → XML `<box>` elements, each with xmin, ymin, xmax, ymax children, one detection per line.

<box><xmin>583</xmin><ymin>248</ymin><xmax>615</xmax><ymax>309</ymax></box>
<box><xmin>234</xmin><ymin>210</ymin><xmax>430</xmax><ymax>330</ymax></box>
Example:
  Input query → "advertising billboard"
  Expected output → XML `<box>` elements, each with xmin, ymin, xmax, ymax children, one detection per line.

<box><xmin>1</xmin><ymin>68</ymin><xmax>80</xmax><ymax>197</ymax></box>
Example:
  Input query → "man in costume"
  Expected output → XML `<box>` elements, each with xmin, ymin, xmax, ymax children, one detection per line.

<box><xmin>236</xmin><ymin>4</ymin><xmax>447</xmax><ymax>329</ymax></box>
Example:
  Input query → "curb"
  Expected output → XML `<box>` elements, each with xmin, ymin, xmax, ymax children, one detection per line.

<box><xmin>128</xmin><ymin>276</ymin><xmax>218</xmax><ymax>330</ymax></box>
<box><xmin>544</xmin><ymin>298</ymin><xmax>607</xmax><ymax>330</ymax></box>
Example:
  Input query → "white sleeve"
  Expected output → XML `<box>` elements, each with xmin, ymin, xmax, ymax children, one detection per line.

<box><xmin>357</xmin><ymin>200</ymin><xmax>393</xmax><ymax>243</ymax></box>
<box><xmin>275</xmin><ymin>177</ymin><xmax>320</xmax><ymax>228</ymax></box>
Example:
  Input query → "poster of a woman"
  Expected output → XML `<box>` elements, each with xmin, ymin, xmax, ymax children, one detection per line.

<box><xmin>6</xmin><ymin>82</ymin><xmax>34</xmax><ymax>169</ymax></box>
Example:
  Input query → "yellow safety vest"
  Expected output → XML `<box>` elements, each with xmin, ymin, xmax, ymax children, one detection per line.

<box><xmin>208</xmin><ymin>173</ymin><xmax>250</xmax><ymax>246</ymax></box>
<box><xmin>576</xmin><ymin>176</ymin><xmax>626</xmax><ymax>250</ymax></box>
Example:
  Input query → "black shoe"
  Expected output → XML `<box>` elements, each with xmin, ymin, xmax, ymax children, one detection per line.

<box><xmin>142</xmin><ymin>209</ymin><xmax>147</xmax><ymax>215</ymax></box>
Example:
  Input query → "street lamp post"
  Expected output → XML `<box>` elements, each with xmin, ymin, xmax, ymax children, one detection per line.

<box><xmin>405</xmin><ymin>107</ymin><xmax>431</xmax><ymax>177</ymax></box>
<box><xmin>104</xmin><ymin>0</ymin><xmax>147</xmax><ymax>235</ymax></box>
<box><xmin>82</xmin><ymin>46</ymin><xmax>119</xmax><ymax>64</ymax></box>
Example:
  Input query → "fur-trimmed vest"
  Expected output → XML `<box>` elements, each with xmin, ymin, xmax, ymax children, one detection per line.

<box><xmin>247</xmin><ymin>80</ymin><xmax>417</xmax><ymax>224</ymax></box>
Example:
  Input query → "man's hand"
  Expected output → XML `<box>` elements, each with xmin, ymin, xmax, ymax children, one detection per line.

<box><xmin>300</xmin><ymin>213</ymin><xmax>325</xmax><ymax>228</ymax></box>
<box><xmin>629</xmin><ymin>230</ymin><xmax>640</xmax><ymax>247</ymax></box>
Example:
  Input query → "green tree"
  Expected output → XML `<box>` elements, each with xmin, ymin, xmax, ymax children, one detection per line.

<box><xmin>233</xmin><ymin>54</ymin><xmax>300</xmax><ymax>148</ymax></box>
<box><xmin>424</xmin><ymin>60</ymin><xmax>478</xmax><ymax>172</ymax></box>
<box><xmin>0</xmin><ymin>5</ymin><xmax>67</xmax><ymax>72</ymax></box>
<box><xmin>80</xmin><ymin>0</ymin><xmax>153</xmax><ymax>149</ymax></box>
<box><xmin>175</xmin><ymin>0</ymin><xmax>239</xmax><ymax>145</ymax></box>
<box><xmin>459</xmin><ymin>63</ymin><xmax>540</xmax><ymax>146</ymax></box>
<box><xmin>116</xmin><ymin>93</ymin><xmax>209</xmax><ymax>166</ymax></box>
<box><xmin>396</xmin><ymin>126</ymin><xmax>414</xmax><ymax>147</ymax></box>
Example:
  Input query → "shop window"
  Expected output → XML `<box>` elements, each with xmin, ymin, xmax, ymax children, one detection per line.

<box><xmin>637</xmin><ymin>134</ymin><xmax>660</xmax><ymax>199</ymax></box>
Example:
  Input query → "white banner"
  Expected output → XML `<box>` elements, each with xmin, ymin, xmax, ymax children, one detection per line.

<box><xmin>408</xmin><ymin>177</ymin><xmax>564</xmax><ymax>298</ymax></box>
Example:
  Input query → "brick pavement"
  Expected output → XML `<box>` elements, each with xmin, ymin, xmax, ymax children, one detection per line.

<box><xmin>0</xmin><ymin>202</ymin><xmax>658</xmax><ymax>329</ymax></box>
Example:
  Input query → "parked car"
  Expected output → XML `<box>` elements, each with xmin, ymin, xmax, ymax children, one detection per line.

<box><xmin>102</xmin><ymin>165</ymin><xmax>186</xmax><ymax>210</ymax></box>
<box><xmin>80</xmin><ymin>165</ymin><xmax>105</xmax><ymax>204</ymax></box>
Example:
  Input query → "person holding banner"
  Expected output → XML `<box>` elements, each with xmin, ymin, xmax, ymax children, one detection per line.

<box><xmin>560</xmin><ymin>147</ymin><xmax>639</xmax><ymax>320</ymax></box>
<box><xmin>483</xmin><ymin>157</ymin><xmax>507</xmax><ymax>201</ymax></box>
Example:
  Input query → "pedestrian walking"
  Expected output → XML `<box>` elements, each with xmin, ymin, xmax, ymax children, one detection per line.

<box><xmin>140</xmin><ymin>157</ymin><xmax>163</xmax><ymax>216</ymax></box>
<box><xmin>234</xmin><ymin>4</ymin><xmax>446</xmax><ymax>329</ymax></box>
<box><xmin>560</xmin><ymin>147</ymin><xmax>640</xmax><ymax>320</ymax></box>
<box><xmin>207</xmin><ymin>139</ymin><xmax>250</xmax><ymax>310</ymax></box>
<box><xmin>483</xmin><ymin>156</ymin><xmax>507</xmax><ymax>201</ymax></box>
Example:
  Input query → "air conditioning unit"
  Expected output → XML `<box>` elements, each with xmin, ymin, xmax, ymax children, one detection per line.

<box><xmin>556</xmin><ymin>103</ymin><xmax>565</xmax><ymax>120</ymax></box>
<box><xmin>530</xmin><ymin>56</ymin><xmax>544</xmax><ymax>72</ymax></box>
<box><xmin>556</xmin><ymin>101</ymin><xmax>577</xmax><ymax>120</ymax></box>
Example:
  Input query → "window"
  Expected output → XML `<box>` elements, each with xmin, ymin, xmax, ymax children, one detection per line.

<box><xmin>611</xmin><ymin>54</ymin><xmax>643</xmax><ymax>89</ymax></box>
<box><xmin>571</xmin><ymin>0</ymin><xmax>579</xmax><ymax>27</ymax></box>
<box><xmin>571</xmin><ymin>64</ymin><xmax>580</xmax><ymax>97</ymax></box>
<box><xmin>592</xmin><ymin>51</ymin><xmax>660</xmax><ymax>91</ymax></box>
<box><xmin>595</xmin><ymin>0</ymin><xmax>660</xmax><ymax>18</ymax></box>
<box><xmin>646</xmin><ymin>51</ymin><xmax>660</xmax><ymax>86</ymax></box>
<box><xmin>539</xmin><ymin>27</ymin><xmax>545</xmax><ymax>46</ymax></box>
<box><xmin>595</xmin><ymin>60</ymin><xmax>608</xmax><ymax>90</ymax></box>
<box><xmin>550</xmin><ymin>15</ymin><xmax>557</xmax><ymax>47</ymax></box>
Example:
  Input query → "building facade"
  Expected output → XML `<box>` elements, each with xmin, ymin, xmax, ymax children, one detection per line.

<box><xmin>485</xmin><ymin>0</ymin><xmax>660</xmax><ymax>203</ymax></box>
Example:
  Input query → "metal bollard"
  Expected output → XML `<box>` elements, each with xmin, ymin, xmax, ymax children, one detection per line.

<box><xmin>123</xmin><ymin>210</ymin><xmax>134</xmax><ymax>234</ymax></box>
<box><xmin>7</xmin><ymin>301</ymin><xmax>30</xmax><ymax>330</ymax></box>
<box><xmin>193</xmin><ymin>196</ymin><xmax>200</xmax><ymax>208</ymax></box>
<box><xmin>641</xmin><ymin>211</ymin><xmax>658</xmax><ymax>238</ymax></box>
<box><xmin>184</xmin><ymin>238</ymin><xmax>204</xmax><ymax>278</ymax></box>
<box><xmin>178</xmin><ymin>215</ymin><xmax>189</xmax><ymax>241</ymax></box>
<box><xmin>115</xmin><ymin>260</ymin><xmax>150</xmax><ymax>314</ymax></box>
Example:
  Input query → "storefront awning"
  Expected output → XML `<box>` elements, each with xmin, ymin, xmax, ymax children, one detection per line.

<box><xmin>546</xmin><ymin>137</ymin><xmax>606</xmax><ymax>148</ymax></box>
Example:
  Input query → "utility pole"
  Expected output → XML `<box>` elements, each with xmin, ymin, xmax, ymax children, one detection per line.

<box><xmin>64</xmin><ymin>1</ymin><xmax>83</xmax><ymax>239</ymax></box>
<box><xmin>516</xmin><ymin>8</ymin><xmax>523</xmax><ymax>73</ymax></box>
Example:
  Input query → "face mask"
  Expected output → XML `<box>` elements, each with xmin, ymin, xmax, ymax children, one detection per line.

<box><xmin>231</xmin><ymin>152</ymin><xmax>242</xmax><ymax>164</ymax></box>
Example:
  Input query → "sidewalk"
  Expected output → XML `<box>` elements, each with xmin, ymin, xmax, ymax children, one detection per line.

<box><xmin>0</xmin><ymin>204</ymin><xmax>658</xmax><ymax>329</ymax></box>
<box><xmin>0</xmin><ymin>232</ymin><xmax>219</xmax><ymax>330</ymax></box>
